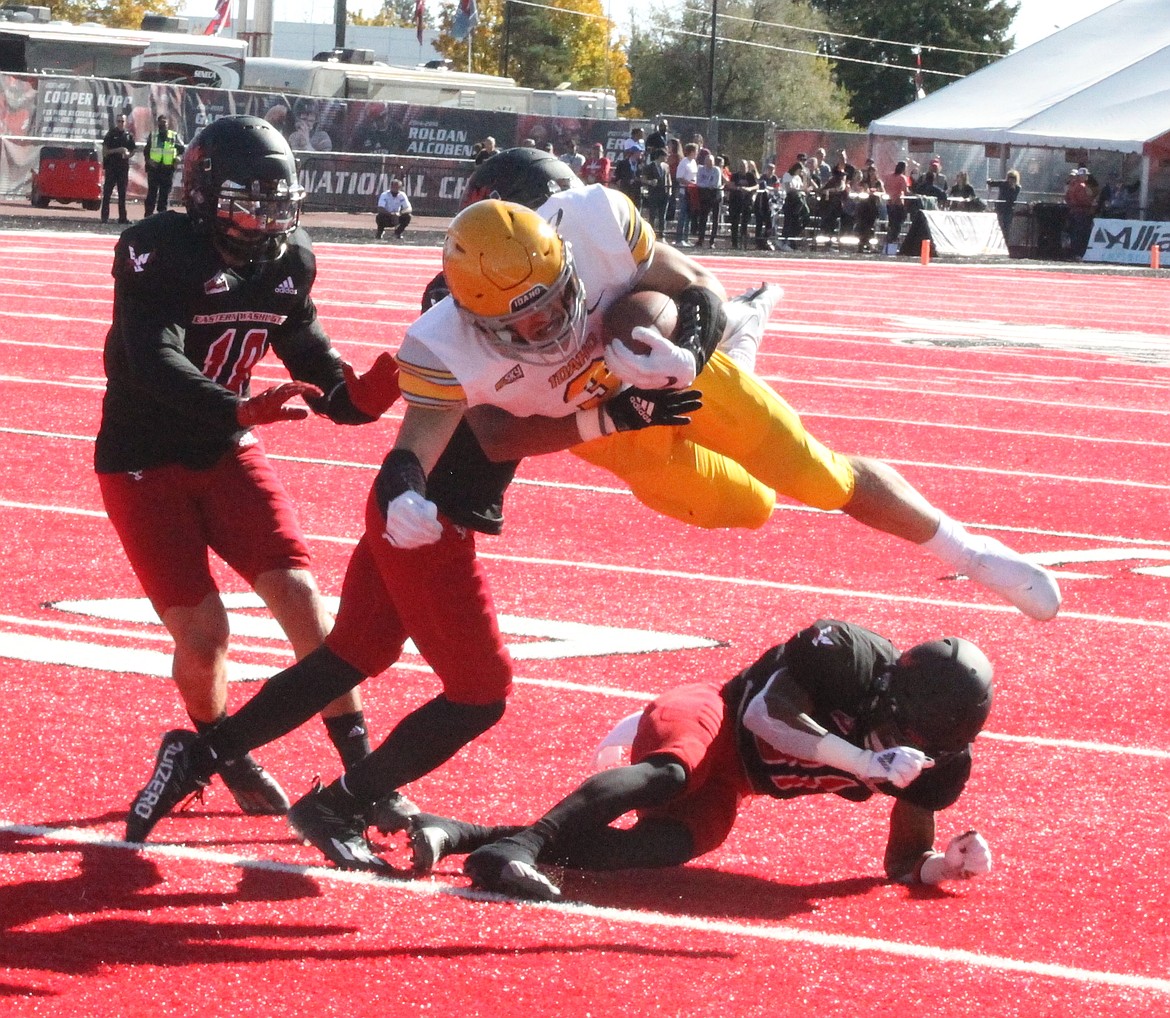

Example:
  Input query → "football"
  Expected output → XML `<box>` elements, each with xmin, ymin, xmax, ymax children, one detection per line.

<box><xmin>602</xmin><ymin>290</ymin><xmax>679</xmax><ymax>355</ymax></box>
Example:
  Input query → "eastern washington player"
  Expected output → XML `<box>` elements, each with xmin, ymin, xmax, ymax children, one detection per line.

<box><xmin>98</xmin><ymin>115</ymin><xmax>400</xmax><ymax>816</ymax></box>
<box><xmin>411</xmin><ymin>619</ymin><xmax>996</xmax><ymax>900</ymax></box>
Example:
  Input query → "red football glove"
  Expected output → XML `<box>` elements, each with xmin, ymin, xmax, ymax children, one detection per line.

<box><xmin>237</xmin><ymin>381</ymin><xmax>323</xmax><ymax>428</ymax></box>
<box><xmin>342</xmin><ymin>352</ymin><xmax>401</xmax><ymax>418</ymax></box>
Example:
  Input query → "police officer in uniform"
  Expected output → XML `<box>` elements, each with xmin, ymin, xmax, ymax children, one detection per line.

<box><xmin>143</xmin><ymin>114</ymin><xmax>185</xmax><ymax>217</ymax></box>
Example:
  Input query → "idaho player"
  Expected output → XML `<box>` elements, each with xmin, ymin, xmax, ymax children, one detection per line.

<box><xmin>410</xmin><ymin>619</ymin><xmax>996</xmax><ymax>900</ymax></box>
<box><xmin>384</xmin><ymin>192</ymin><xmax>1060</xmax><ymax>622</ymax></box>
<box><xmin>98</xmin><ymin>116</ymin><xmax>400</xmax><ymax>816</ymax></box>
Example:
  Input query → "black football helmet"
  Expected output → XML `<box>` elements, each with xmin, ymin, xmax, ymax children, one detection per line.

<box><xmin>865</xmin><ymin>637</ymin><xmax>993</xmax><ymax>755</ymax></box>
<box><xmin>183</xmin><ymin>115</ymin><xmax>305</xmax><ymax>262</ymax></box>
<box><xmin>461</xmin><ymin>147</ymin><xmax>582</xmax><ymax>210</ymax></box>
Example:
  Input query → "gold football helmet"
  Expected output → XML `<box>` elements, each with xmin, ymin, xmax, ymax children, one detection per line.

<box><xmin>443</xmin><ymin>199</ymin><xmax>588</xmax><ymax>364</ymax></box>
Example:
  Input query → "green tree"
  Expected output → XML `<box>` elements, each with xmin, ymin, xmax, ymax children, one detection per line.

<box><xmin>351</xmin><ymin>0</ymin><xmax>420</xmax><ymax>28</ymax></box>
<box><xmin>432</xmin><ymin>0</ymin><xmax>631</xmax><ymax>109</ymax></box>
<box><xmin>628</xmin><ymin>0</ymin><xmax>855</xmax><ymax>137</ymax></box>
<box><xmin>44</xmin><ymin>0</ymin><xmax>180</xmax><ymax>29</ymax></box>
<box><xmin>809</xmin><ymin>0</ymin><xmax>1017</xmax><ymax>126</ymax></box>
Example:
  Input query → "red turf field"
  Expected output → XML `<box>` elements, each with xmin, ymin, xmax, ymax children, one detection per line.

<box><xmin>1</xmin><ymin>231</ymin><xmax>1168</xmax><ymax>1016</ymax></box>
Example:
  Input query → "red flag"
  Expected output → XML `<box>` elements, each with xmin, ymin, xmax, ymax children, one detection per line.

<box><xmin>204</xmin><ymin>0</ymin><xmax>231</xmax><ymax>36</ymax></box>
<box><xmin>415</xmin><ymin>0</ymin><xmax>424</xmax><ymax>44</ymax></box>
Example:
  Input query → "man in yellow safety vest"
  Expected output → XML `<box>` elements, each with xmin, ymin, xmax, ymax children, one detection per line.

<box><xmin>143</xmin><ymin>114</ymin><xmax>186</xmax><ymax>218</ymax></box>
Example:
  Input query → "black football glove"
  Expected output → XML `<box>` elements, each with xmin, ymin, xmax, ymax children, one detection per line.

<box><xmin>605</xmin><ymin>386</ymin><xmax>702</xmax><ymax>432</ymax></box>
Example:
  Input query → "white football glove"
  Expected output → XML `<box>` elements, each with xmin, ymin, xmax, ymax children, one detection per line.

<box><xmin>604</xmin><ymin>326</ymin><xmax>698</xmax><ymax>390</ymax></box>
<box><xmin>862</xmin><ymin>746</ymin><xmax>934</xmax><ymax>788</ymax></box>
<box><xmin>919</xmin><ymin>830</ymin><xmax>993</xmax><ymax>884</ymax></box>
<box><xmin>382</xmin><ymin>491</ymin><xmax>442</xmax><ymax>549</ymax></box>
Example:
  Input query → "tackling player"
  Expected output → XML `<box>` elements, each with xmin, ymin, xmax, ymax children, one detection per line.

<box><xmin>123</xmin><ymin>150</ymin><xmax>779</xmax><ymax>865</ymax></box>
<box><xmin>98</xmin><ymin>116</ymin><xmax>401</xmax><ymax>816</ymax></box>
<box><xmin>411</xmin><ymin>619</ymin><xmax>996</xmax><ymax>900</ymax></box>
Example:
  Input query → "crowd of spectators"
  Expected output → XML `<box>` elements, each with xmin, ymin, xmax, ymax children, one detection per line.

<box><xmin>466</xmin><ymin>129</ymin><xmax>1142</xmax><ymax>259</ymax></box>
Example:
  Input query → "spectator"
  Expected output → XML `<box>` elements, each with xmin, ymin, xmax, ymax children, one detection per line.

<box><xmin>560</xmin><ymin>140</ymin><xmax>585</xmax><ymax>175</ymax></box>
<box><xmin>673</xmin><ymin>141</ymin><xmax>699</xmax><ymax>246</ymax></box>
<box><xmin>779</xmin><ymin>161</ymin><xmax>810</xmax><ymax>250</ymax></box>
<box><xmin>646</xmin><ymin>119</ymin><xmax>669</xmax><ymax>151</ymax></box>
<box><xmin>913</xmin><ymin>170</ymin><xmax>947</xmax><ymax>206</ymax></box>
<box><xmin>640</xmin><ymin>147</ymin><xmax>670</xmax><ymax>235</ymax></box>
<box><xmin>142</xmin><ymin>114</ymin><xmax>184</xmax><ymax>217</ymax></box>
<box><xmin>726</xmin><ymin>158</ymin><xmax>758</xmax><ymax>250</ymax></box>
<box><xmin>754</xmin><ymin>162</ymin><xmax>779</xmax><ymax>250</ymax></box>
<box><xmin>100</xmin><ymin>112</ymin><xmax>136</xmax><ymax>225</ymax></box>
<box><xmin>474</xmin><ymin>136</ymin><xmax>497</xmax><ymax>164</ymax></box>
<box><xmin>883</xmin><ymin>160</ymin><xmax>912</xmax><ymax>254</ymax></box>
<box><xmin>581</xmin><ymin>142</ymin><xmax>611</xmax><ymax>186</ymax></box>
<box><xmin>665</xmin><ymin>137</ymin><xmax>682</xmax><ymax>224</ymax></box>
<box><xmin>994</xmin><ymin>169</ymin><xmax>1021</xmax><ymax>242</ymax></box>
<box><xmin>948</xmin><ymin>169</ymin><xmax>977</xmax><ymax>203</ymax></box>
<box><xmin>375</xmin><ymin>178</ymin><xmax>413</xmax><ymax>240</ymax></box>
<box><xmin>611</xmin><ymin>142</ymin><xmax>645</xmax><ymax>208</ymax></box>
<box><xmin>694</xmin><ymin>148</ymin><xmax>723</xmax><ymax>247</ymax></box>
<box><xmin>928</xmin><ymin>157</ymin><xmax>948</xmax><ymax>192</ymax></box>
<box><xmin>1064</xmin><ymin>167</ymin><xmax>1096</xmax><ymax>259</ymax></box>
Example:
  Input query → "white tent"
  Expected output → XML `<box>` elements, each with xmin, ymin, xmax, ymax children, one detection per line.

<box><xmin>869</xmin><ymin>0</ymin><xmax>1170</xmax><ymax>212</ymax></box>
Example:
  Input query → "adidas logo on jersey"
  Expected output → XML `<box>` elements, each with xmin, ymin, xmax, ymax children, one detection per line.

<box><xmin>275</xmin><ymin>276</ymin><xmax>298</xmax><ymax>295</ymax></box>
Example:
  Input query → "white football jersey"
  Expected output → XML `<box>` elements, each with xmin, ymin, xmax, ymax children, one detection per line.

<box><xmin>397</xmin><ymin>185</ymin><xmax>655</xmax><ymax>418</ymax></box>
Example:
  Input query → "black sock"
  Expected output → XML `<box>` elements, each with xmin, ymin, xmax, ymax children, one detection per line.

<box><xmin>203</xmin><ymin>645</ymin><xmax>366</xmax><ymax>764</ymax></box>
<box><xmin>324</xmin><ymin>711</ymin><xmax>371</xmax><ymax>771</ymax></box>
<box><xmin>342</xmin><ymin>696</ymin><xmax>505</xmax><ymax>806</ymax></box>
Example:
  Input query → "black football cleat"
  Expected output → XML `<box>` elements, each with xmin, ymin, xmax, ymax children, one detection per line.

<box><xmin>218</xmin><ymin>753</ymin><xmax>291</xmax><ymax>815</ymax></box>
<box><xmin>463</xmin><ymin>841</ymin><xmax>562</xmax><ymax>901</ymax></box>
<box><xmin>368</xmin><ymin>790</ymin><xmax>421</xmax><ymax>836</ymax></box>
<box><xmin>408</xmin><ymin>813</ymin><xmax>472</xmax><ymax>875</ymax></box>
<box><xmin>287</xmin><ymin>781</ymin><xmax>389</xmax><ymax>872</ymax></box>
<box><xmin>125</xmin><ymin>729</ymin><xmax>209</xmax><ymax>843</ymax></box>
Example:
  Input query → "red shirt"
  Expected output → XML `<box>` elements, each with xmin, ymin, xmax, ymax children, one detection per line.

<box><xmin>582</xmin><ymin>156</ymin><xmax>611</xmax><ymax>186</ymax></box>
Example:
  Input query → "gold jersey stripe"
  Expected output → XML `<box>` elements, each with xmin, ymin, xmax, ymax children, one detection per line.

<box><xmin>397</xmin><ymin>359</ymin><xmax>467</xmax><ymax>406</ymax></box>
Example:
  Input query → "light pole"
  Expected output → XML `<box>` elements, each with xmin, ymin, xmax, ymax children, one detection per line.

<box><xmin>706</xmin><ymin>0</ymin><xmax>717</xmax><ymax>120</ymax></box>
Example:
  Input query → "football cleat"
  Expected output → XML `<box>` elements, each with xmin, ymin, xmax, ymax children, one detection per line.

<box><xmin>125</xmin><ymin>729</ymin><xmax>209</xmax><ymax>843</ymax></box>
<box><xmin>218</xmin><ymin>753</ymin><xmax>291</xmax><ymax>815</ymax></box>
<box><xmin>717</xmin><ymin>283</ymin><xmax>782</xmax><ymax>371</ymax></box>
<box><xmin>961</xmin><ymin>537</ymin><xmax>1061</xmax><ymax>621</ymax></box>
<box><xmin>408</xmin><ymin>813</ymin><xmax>471</xmax><ymax>874</ymax></box>
<box><xmin>287</xmin><ymin>781</ymin><xmax>388</xmax><ymax>872</ymax></box>
<box><xmin>463</xmin><ymin>842</ymin><xmax>562</xmax><ymax>901</ymax></box>
<box><xmin>368</xmin><ymin>790</ymin><xmax>421</xmax><ymax>836</ymax></box>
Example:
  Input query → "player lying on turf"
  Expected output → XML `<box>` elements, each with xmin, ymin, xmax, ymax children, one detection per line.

<box><xmin>408</xmin><ymin>618</ymin><xmax>995</xmax><ymax>901</ymax></box>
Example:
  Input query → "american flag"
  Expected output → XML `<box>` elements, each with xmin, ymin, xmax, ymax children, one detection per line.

<box><xmin>452</xmin><ymin>0</ymin><xmax>478</xmax><ymax>41</ymax></box>
<box><xmin>414</xmin><ymin>0</ymin><xmax>425</xmax><ymax>45</ymax></box>
<box><xmin>204</xmin><ymin>0</ymin><xmax>231</xmax><ymax>36</ymax></box>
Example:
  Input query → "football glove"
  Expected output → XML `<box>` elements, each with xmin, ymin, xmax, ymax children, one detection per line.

<box><xmin>237</xmin><ymin>381</ymin><xmax>322</xmax><ymax>428</ymax></box>
<box><xmin>919</xmin><ymin>830</ymin><xmax>993</xmax><ymax>884</ymax></box>
<box><xmin>342</xmin><ymin>352</ymin><xmax>401</xmax><ymax>418</ymax></box>
<box><xmin>605</xmin><ymin>386</ymin><xmax>702</xmax><ymax>432</ymax></box>
<box><xmin>604</xmin><ymin>326</ymin><xmax>698</xmax><ymax>390</ymax></box>
<box><xmin>383</xmin><ymin>490</ymin><xmax>442</xmax><ymax>549</ymax></box>
<box><xmin>863</xmin><ymin>746</ymin><xmax>934</xmax><ymax>788</ymax></box>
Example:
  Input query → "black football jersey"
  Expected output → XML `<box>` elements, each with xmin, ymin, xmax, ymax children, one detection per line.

<box><xmin>95</xmin><ymin>213</ymin><xmax>348</xmax><ymax>473</ymax></box>
<box><xmin>724</xmin><ymin>619</ymin><xmax>971</xmax><ymax>811</ymax></box>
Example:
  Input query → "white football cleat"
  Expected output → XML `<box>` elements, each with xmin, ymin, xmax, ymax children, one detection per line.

<box><xmin>718</xmin><ymin>283</ymin><xmax>782</xmax><ymax>370</ymax></box>
<box><xmin>962</xmin><ymin>537</ymin><xmax>1062</xmax><ymax>621</ymax></box>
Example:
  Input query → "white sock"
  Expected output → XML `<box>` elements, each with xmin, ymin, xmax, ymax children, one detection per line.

<box><xmin>922</xmin><ymin>513</ymin><xmax>979</xmax><ymax>571</ymax></box>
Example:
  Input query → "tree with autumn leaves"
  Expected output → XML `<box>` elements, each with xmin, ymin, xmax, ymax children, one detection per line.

<box><xmin>39</xmin><ymin>0</ymin><xmax>181</xmax><ymax>29</ymax></box>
